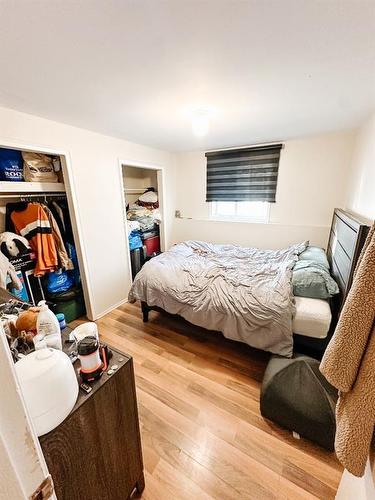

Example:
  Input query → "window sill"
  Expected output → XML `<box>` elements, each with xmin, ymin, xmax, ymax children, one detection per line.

<box><xmin>176</xmin><ymin>213</ymin><xmax>268</xmax><ymax>224</ymax></box>
<box><xmin>209</xmin><ymin>216</ymin><xmax>269</xmax><ymax>224</ymax></box>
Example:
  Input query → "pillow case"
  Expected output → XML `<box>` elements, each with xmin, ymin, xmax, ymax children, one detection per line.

<box><xmin>298</xmin><ymin>246</ymin><xmax>330</xmax><ymax>270</ymax></box>
<box><xmin>292</xmin><ymin>260</ymin><xmax>339</xmax><ymax>299</ymax></box>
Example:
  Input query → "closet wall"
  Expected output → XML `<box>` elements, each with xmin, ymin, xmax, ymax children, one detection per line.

<box><xmin>122</xmin><ymin>166</ymin><xmax>157</xmax><ymax>205</ymax></box>
<box><xmin>0</xmin><ymin>106</ymin><xmax>176</xmax><ymax>319</ymax></box>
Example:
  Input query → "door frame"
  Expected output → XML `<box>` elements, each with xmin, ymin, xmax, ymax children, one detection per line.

<box><xmin>0</xmin><ymin>138</ymin><xmax>94</xmax><ymax>319</ymax></box>
<box><xmin>118</xmin><ymin>158</ymin><xmax>166</xmax><ymax>286</ymax></box>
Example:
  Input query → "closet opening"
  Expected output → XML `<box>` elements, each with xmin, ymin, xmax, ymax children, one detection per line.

<box><xmin>0</xmin><ymin>142</ymin><xmax>91</xmax><ymax>323</ymax></box>
<box><xmin>121</xmin><ymin>162</ymin><xmax>165</xmax><ymax>282</ymax></box>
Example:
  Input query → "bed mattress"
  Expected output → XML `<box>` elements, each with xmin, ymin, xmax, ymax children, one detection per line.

<box><xmin>292</xmin><ymin>297</ymin><xmax>331</xmax><ymax>339</ymax></box>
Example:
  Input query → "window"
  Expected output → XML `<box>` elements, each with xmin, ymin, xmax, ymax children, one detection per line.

<box><xmin>206</xmin><ymin>144</ymin><xmax>283</xmax><ymax>206</ymax></box>
<box><xmin>210</xmin><ymin>201</ymin><xmax>270</xmax><ymax>223</ymax></box>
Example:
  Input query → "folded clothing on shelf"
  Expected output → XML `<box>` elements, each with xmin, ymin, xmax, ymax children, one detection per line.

<box><xmin>127</xmin><ymin>204</ymin><xmax>162</xmax><ymax>230</ymax></box>
<box><xmin>127</xmin><ymin>220</ymin><xmax>141</xmax><ymax>233</ymax></box>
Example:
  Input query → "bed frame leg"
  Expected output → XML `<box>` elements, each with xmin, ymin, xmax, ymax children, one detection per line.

<box><xmin>141</xmin><ymin>302</ymin><xmax>149</xmax><ymax>322</ymax></box>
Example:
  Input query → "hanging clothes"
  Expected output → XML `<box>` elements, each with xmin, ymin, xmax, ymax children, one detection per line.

<box><xmin>10</xmin><ymin>203</ymin><xmax>58</xmax><ymax>276</ymax></box>
<box><xmin>320</xmin><ymin>223</ymin><xmax>375</xmax><ymax>477</ymax></box>
<box><xmin>50</xmin><ymin>199</ymin><xmax>74</xmax><ymax>243</ymax></box>
<box><xmin>42</xmin><ymin>204</ymin><xmax>74</xmax><ymax>271</ymax></box>
<box><xmin>48</xmin><ymin>201</ymin><xmax>65</xmax><ymax>239</ymax></box>
<box><xmin>5</xmin><ymin>201</ymin><xmax>27</xmax><ymax>234</ymax></box>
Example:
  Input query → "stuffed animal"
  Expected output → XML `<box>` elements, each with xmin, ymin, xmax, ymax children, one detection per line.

<box><xmin>0</xmin><ymin>252</ymin><xmax>22</xmax><ymax>290</ymax></box>
<box><xmin>0</xmin><ymin>232</ymin><xmax>30</xmax><ymax>259</ymax></box>
<box><xmin>15</xmin><ymin>308</ymin><xmax>39</xmax><ymax>335</ymax></box>
<box><xmin>5</xmin><ymin>308</ymin><xmax>40</xmax><ymax>351</ymax></box>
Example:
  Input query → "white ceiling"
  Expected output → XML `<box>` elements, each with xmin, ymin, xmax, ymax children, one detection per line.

<box><xmin>0</xmin><ymin>0</ymin><xmax>374</xmax><ymax>152</ymax></box>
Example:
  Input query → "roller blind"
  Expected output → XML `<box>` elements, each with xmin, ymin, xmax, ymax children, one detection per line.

<box><xmin>206</xmin><ymin>144</ymin><xmax>283</xmax><ymax>203</ymax></box>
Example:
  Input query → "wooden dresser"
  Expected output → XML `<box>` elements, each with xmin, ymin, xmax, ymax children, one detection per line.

<box><xmin>39</xmin><ymin>334</ymin><xmax>144</xmax><ymax>500</ymax></box>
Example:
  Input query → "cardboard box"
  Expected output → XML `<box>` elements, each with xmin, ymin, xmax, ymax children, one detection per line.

<box><xmin>7</xmin><ymin>252</ymin><xmax>45</xmax><ymax>305</ymax></box>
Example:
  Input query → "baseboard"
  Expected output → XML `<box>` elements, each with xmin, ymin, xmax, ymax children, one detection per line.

<box><xmin>92</xmin><ymin>298</ymin><xmax>129</xmax><ymax>321</ymax></box>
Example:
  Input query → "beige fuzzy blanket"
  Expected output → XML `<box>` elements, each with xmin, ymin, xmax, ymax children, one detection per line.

<box><xmin>320</xmin><ymin>224</ymin><xmax>375</xmax><ymax>477</ymax></box>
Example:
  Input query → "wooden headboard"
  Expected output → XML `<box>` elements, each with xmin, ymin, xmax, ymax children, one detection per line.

<box><xmin>327</xmin><ymin>208</ymin><xmax>370</xmax><ymax>315</ymax></box>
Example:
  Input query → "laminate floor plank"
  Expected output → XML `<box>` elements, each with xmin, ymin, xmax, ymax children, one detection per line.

<box><xmin>90</xmin><ymin>303</ymin><xmax>342</xmax><ymax>499</ymax></box>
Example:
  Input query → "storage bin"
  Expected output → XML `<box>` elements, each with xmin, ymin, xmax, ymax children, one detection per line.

<box><xmin>47</xmin><ymin>287</ymin><xmax>86</xmax><ymax>323</ymax></box>
<box><xmin>144</xmin><ymin>236</ymin><xmax>160</xmax><ymax>256</ymax></box>
<box><xmin>141</xmin><ymin>228</ymin><xmax>158</xmax><ymax>240</ymax></box>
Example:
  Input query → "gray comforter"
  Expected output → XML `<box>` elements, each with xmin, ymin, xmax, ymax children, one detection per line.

<box><xmin>129</xmin><ymin>240</ymin><xmax>307</xmax><ymax>357</ymax></box>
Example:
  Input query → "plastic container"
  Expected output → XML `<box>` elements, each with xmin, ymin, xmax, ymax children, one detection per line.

<box><xmin>144</xmin><ymin>236</ymin><xmax>160</xmax><ymax>257</ymax></box>
<box><xmin>15</xmin><ymin>348</ymin><xmax>78</xmax><ymax>436</ymax></box>
<box><xmin>36</xmin><ymin>300</ymin><xmax>62</xmax><ymax>350</ymax></box>
<box><xmin>56</xmin><ymin>313</ymin><xmax>66</xmax><ymax>330</ymax></box>
<box><xmin>72</xmin><ymin>322</ymin><xmax>98</xmax><ymax>343</ymax></box>
<box><xmin>33</xmin><ymin>334</ymin><xmax>48</xmax><ymax>350</ymax></box>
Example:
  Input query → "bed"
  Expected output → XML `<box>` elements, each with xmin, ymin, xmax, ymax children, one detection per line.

<box><xmin>129</xmin><ymin>209</ymin><xmax>370</xmax><ymax>357</ymax></box>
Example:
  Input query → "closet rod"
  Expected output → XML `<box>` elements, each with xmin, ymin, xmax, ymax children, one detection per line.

<box><xmin>0</xmin><ymin>192</ymin><xmax>66</xmax><ymax>200</ymax></box>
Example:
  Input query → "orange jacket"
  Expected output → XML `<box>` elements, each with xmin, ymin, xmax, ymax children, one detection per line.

<box><xmin>11</xmin><ymin>203</ymin><xmax>58</xmax><ymax>276</ymax></box>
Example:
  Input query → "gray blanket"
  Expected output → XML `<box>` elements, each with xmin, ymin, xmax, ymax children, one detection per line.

<box><xmin>129</xmin><ymin>240</ymin><xmax>307</xmax><ymax>357</ymax></box>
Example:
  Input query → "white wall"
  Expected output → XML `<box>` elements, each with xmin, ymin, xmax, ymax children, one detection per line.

<box><xmin>0</xmin><ymin>106</ymin><xmax>175</xmax><ymax>319</ymax></box>
<box><xmin>346</xmin><ymin>113</ymin><xmax>375</xmax><ymax>220</ymax></box>
<box><xmin>172</xmin><ymin>130</ymin><xmax>356</xmax><ymax>249</ymax></box>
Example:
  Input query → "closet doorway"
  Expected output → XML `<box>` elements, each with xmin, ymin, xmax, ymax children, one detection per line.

<box><xmin>0</xmin><ymin>141</ymin><xmax>92</xmax><ymax>320</ymax></box>
<box><xmin>120</xmin><ymin>161</ymin><xmax>165</xmax><ymax>282</ymax></box>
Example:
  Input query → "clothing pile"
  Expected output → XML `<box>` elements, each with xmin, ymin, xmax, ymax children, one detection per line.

<box><xmin>127</xmin><ymin>205</ymin><xmax>161</xmax><ymax>232</ymax></box>
<box><xmin>127</xmin><ymin>188</ymin><xmax>161</xmax><ymax>228</ymax></box>
<box><xmin>126</xmin><ymin>188</ymin><xmax>161</xmax><ymax>277</ymax></box>
<box><xmin>126</xmin><ymin>188</ymin><xmax>161</xmax><ymax>251</ymax></box>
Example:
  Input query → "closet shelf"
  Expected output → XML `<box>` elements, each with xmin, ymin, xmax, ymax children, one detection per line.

<box><xmin>0</xmin><ymin>181</ymin><xmax>65</xmax><ymax>193</ymax></box>
<box><xmin>124</xmin><ymin>188</ymin><xmax>146</xmax><ymax>194</ymax></box>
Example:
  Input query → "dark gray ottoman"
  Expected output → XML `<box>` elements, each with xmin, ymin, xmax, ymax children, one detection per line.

<box><xmin>260</xmin><ymin>354</ymin><xmax>337</xmax><ymax>450</ymax></box>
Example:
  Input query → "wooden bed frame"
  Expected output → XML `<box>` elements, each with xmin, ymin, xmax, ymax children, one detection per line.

<box><xmin>141</xmin><ymin>208</ymin><xmax>371</xmax><ymax>358</ymax></box>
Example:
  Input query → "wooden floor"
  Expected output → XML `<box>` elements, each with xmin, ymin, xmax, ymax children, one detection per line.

<box><xmin>88</xmin><ymin>302</ymin><xmax>343</xmax><ymax>499</ymax></box>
